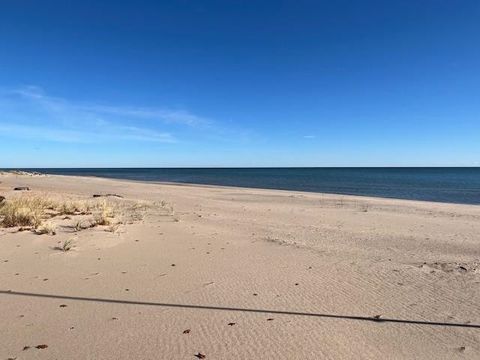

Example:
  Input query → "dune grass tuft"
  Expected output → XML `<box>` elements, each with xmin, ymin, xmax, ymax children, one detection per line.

<box><xmin>0</xmin><ymin>197</ymin><xmax>45</xmax><ymax>228</ymax></box>
<box><xmin>56</xmin><ymin>238</ymin><xmax>74</xmax><ymax>252</ymax></box>
<box><xmin>35</xmin><ymin>222</ymin><xmax>57</xmax><ymax>235</ymax></box>
<box><xmin>93</xmin><ymin>200</ymin><xmax>114</xmax><ymax>226</ymax></box>
<box><xmin>106</xmin><ymin>223</ymin><xmax>121</xmax><ymax>233</ymax></box>
<box><xmin>0</xmin><ymin>195</ymin><xmax>116</xmax><ymax>229</ymax></box>
<box><xmin>57</xmin><ymin>200</ymin><xmax>94</xmax><ymax>216</ymax></box>
<box><xmin>72</xmin><ymin>219</ymin><xmax>96</xmax><ymax>232</ymax></box>
<box><xmin>0</xmin><ymin>194</ymin><xmax>161</xmax><ymax>236</ymax></box>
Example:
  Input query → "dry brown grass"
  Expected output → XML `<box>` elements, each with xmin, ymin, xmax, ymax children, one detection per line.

<box><xmin>0</xmin><ymin>197</ymin><xmax>46</xmax><ymax>228</ymax></box>
<box><xmin>35</xmin><ymin>222</ymin><xmax>57</xmax><ymax>235</ymax></box>
<box><xmin>73</xmin><ymin>219</ymin><xmax>84</xmax><ymax>232</ymax></box>
<box><xmin>54</xmin><ymin>238</ymin><xmax>74</xmax><ymax>252</ymax></box>
<box><xmin>0</xmin><ymin>195</ymin><xmax>117</xmax><ymax>229</ymax></box>
<box><xmin>0</xmin><ymin>194</ymin><xmax>163</xmax><ymax>236</ymax></box>
<box><xmin>106</xmin><ymin>223</ymin><xmax>121</xmax><ymax>233</ymax></box>
<box><xmin>93</xmin><ymin>200</ymin><xmax>114</xmax><ymax>226</ymax></box>
<box><xmin>57</xmin><ymin>200</ymin><xmax>95</xmax><ymax>216</ymax></box>
<box><xmin>72</xmin><ymin>219</ymin><xmax>96</xmax><ymax>232</ymax></box>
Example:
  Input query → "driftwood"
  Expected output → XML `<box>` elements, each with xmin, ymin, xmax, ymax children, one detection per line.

<box><xmin>14</xmin><ymin>187</ymin><xmax>30</xmax><ymax>191</ymax></box>
<box><xmin>92</xmin><ymin>194</ymin><xmax>123</xmax><ymax>198</ymax></box>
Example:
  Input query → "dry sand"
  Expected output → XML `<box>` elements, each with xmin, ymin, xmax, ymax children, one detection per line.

<box><xmin>0</xmin><ymin>173</ymin><xmax>479</xmax><ymax>359</ymax></box>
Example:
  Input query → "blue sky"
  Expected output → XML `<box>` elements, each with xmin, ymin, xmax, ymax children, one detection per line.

<box><xmin>0</xmin><ymin>0</ymin><xmax>479</xmax><ymax>167</ymax></box>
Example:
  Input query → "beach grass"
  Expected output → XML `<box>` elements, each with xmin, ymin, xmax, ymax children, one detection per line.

<box><xmin>56</xmin><ymin>238</ymin><xmax>74</xmax><ymax>252</ymax></box>
<box><xmin>35</xmin><ymin>221</ymin><xmax>57</xmax><ymax>235</ymax></box>
<box><xmin>0</xmin><ymin>196</ymin><xmax>46</xmax><ymax>228</ymax></box>
<box><xmin>0</xmin><ymin>195</ymin><xmax>119</xmax><ymax>230</ymax></box>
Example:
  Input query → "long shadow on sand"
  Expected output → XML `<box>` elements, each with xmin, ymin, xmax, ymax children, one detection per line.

<box><xmin>1</xmin><ymin>290</ymin><xmax>479</xmax><ymax>329</ymax></box>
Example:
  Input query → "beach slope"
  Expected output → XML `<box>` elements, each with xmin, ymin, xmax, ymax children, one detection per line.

<box><xmin>0</xmin><ymin>173</ymin><xmax>479</xmax><ymax>359</ymax></box>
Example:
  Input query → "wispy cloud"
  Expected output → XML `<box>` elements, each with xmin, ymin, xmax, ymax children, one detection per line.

<box><xmin>11</xmin><ymin>86</ymin><xmax>209</xmax><ymax>127</ymax></box>
<box><xmin>0</xmin><ymin>123</ymin><xmax>174</xmax><ymax>143</ymax></box>
<box><xmin>303</xmin><ymin>135</ymin><xmax>316</xmax><ymax>139</ymax></box>
<box><xmin>0</xmin><ymin>85</ymin><xmax>212</xmax><ymax>143</ymax></box>
<box><xmin>89</xmin><ymin>105</ymin><xmax>206</xmax><ymax>126</ymax></box>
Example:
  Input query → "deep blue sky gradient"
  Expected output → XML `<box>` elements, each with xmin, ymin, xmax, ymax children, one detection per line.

<box><xmin>1</xmin><ymin>1</ymin><xmax>479</xmax><ymax>167</ymax></box>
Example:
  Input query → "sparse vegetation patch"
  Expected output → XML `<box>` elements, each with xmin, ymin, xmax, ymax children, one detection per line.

<box><xmin>55</xmin><ymin>239</ymin><xmax>74</xmax><ymax>252</ymax></box>
<box><xmin>35</xmin><ymin>222</ymin><xmax>57</xmax><ymax>235</ymax></box>
<box><xmin>0</xmin><ymin>194</ymin><xmax>171</xmax><ymax>239</ymax></box>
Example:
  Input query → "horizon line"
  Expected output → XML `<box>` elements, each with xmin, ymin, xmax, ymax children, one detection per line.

<box><xmin>2</xmin><ymin>166</ymin><xmax>479</xmax><ymax>169</ymax></box>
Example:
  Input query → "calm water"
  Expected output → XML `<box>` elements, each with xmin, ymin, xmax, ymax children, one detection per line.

<box><xmin>13</xmin><ymin>167</ymin><xmax>480</xmax><ymax>205</ymax></box>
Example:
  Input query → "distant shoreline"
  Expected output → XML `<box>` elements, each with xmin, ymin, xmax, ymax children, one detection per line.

<box><xmin>2</xmin><ymin>167</ymin><xmax>479</xmax><ymax>205</ymax></box>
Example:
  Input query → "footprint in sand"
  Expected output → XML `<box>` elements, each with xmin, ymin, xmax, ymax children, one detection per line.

<box><xmin>84</xmin><ymin>272</ymin><xmax>100</xmax><ymax>280</ymax></box>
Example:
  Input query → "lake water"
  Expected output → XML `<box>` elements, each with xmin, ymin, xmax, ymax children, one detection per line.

<box><xmin>14</xmin><ymin>167</ymin><xmax>480</xmax><ymax>205</ymax></box>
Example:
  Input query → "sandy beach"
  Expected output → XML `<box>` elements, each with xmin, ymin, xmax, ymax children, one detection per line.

<box><xmin>1</xmin><ymin>173</ymin><xmax>479</xmax><ymax>359</ymax></box>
